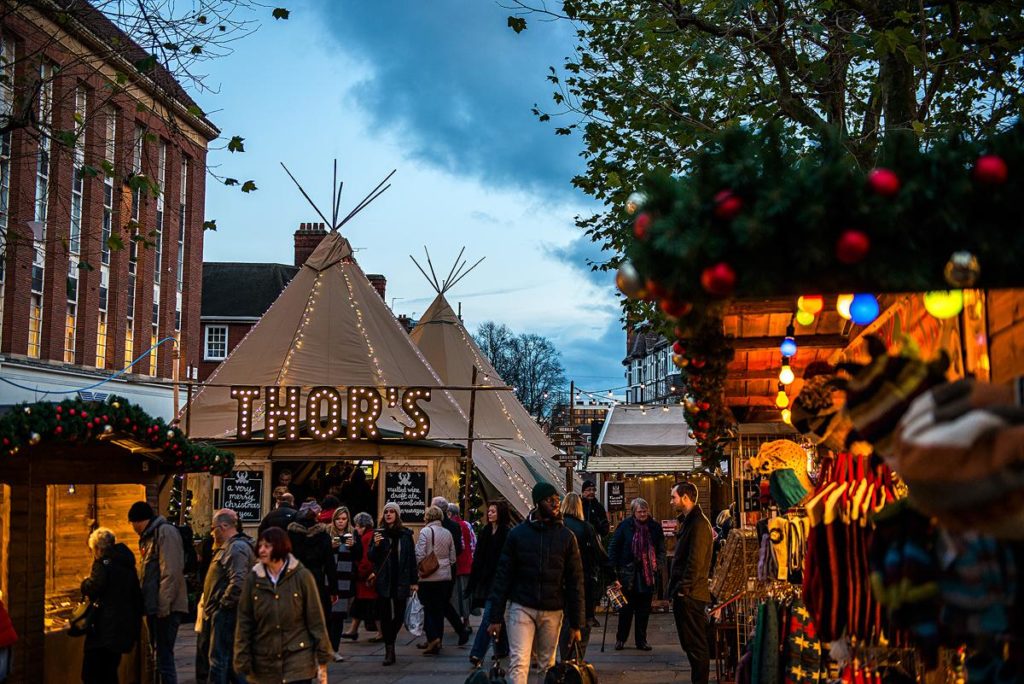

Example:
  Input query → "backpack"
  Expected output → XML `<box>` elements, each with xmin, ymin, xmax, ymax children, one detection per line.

<box><xmin>175</xmin><ymin>524</ymin><xmax>198</xmax><ymax>575</ymax></box>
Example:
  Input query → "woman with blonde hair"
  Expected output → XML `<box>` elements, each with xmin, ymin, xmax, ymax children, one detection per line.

<box><xmin>328</xmin><ymin>505</ymin><xmax>358</xmax><ymax>660</ymax></box>
<box><xmin>415</xmin><ymin>504</ymin><xmax>457</xmax><ymax>656</ymax></box>
<box><xmin>558</xmin><ymin>492</ymin><xmax>611</xmax><ymax>659</ymax></box>
<box><xmin>80</xmin><ymin>527</ymin><xmax>141</xmax><ymax>683</ymax></box>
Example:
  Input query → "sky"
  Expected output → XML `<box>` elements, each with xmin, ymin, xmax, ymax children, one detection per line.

<box><xmin>198</xmin><ymin>1</ymin><xmax>627</xmax><ymax>394</ymax></box>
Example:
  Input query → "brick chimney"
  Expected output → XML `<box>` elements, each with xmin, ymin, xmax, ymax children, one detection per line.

<box><xmin>366</xmin><ymin>274</ymin><xmax>386</xmax><ymax>300</ymax></box>
<box><xmin>294</xmin><ymin>222</ymin><xmax>328</xmax><ymax>266</ymax></box>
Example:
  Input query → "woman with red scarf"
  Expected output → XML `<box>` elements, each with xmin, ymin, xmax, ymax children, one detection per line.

<box><xmin>608</xmin><ymin>497</ymin><xmax>666</xmax><ymax>651</ymax></box>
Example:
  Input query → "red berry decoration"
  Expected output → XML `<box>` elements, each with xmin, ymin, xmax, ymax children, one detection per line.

<box><xmin>672</xmin><ymin>341</ymin><xmax>686</xmax><ymax>355</ymax></box>
<box><xmin>867</xmin><ymin>168</ymin><xmax>900</xmax><ymax>196</ymax></box>
<box><xmin>700</xmin><ymin>262</ymin><xmax>737</xmax><ymax>297</ymax></box>
<box><xmin>973</xmin><ymin>155</ymin><xmax>1008</xmax><ymax>185</ymax></box>
<box><xmin>56</xmin><ymin>406</ymin><xmax>62</xmax><ymax>414</ymax></box>
<box><xmin>659</xmin><ymin>298</ymin><xmax>693</xmax><ymax>318</ymax></box>
<box><xmin>713</xmin><ymin>190</ymin><xmax>743</xmax><ymax>221</ymax></box>
<box><xmin>691</xmin><ymin>359</ymin><xmax>706</xmax><ymax>369</ymax></box>
<box><xmin>836</xmin><ymin>229</ymin><xmax>870</xmax><ymax>264</ymax></box>
<box><xmin>633</xmin><ymin>212</ymin><xmax>651</xmax><ymax>240</ymax></box>
<box><xmin>55</xmin><ymin>426</ymin><xmax>62</xmax><ymax>435</ymax></box>
<box><xmin>699</xmin><ymin>401</ymin><xmax>711</xmax><ymax>410</ymax></box>
<box><xmin>698</xmin><ymin>420</ymin><xmax>711</xmax><ymax>430</ymax></box>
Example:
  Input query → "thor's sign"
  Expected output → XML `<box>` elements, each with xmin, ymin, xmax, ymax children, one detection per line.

<box><xmin>230</xmin><ymin>386</ymin><xmax>432</xmax><ymax>441</ymax></box>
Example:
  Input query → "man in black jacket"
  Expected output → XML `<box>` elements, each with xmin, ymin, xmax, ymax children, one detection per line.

<box><xmin>581</xmin><ymin>480</ymin><xmax>610</xmax><ymax>538</ymax></box>
<box><xmin>488</xmin><ymin>482</ymin><xmax>585</xmax><ymax>684</ymax></box>
<box><xmin>668</xmin><ymin>482</ymin><xmax>713</xmax><ymax>684</ymax></box>
<box><xmin>201</xmin><ymin>509</ymin><xmax>254</xmax><ymax>684</ymax></box>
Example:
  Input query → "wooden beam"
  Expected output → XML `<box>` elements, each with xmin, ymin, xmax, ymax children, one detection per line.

<box><xmin>726</xmin><ymin>369</ymin><xmax>790</xmax><ymax>380</ymax></box>
<box><xmin>725</xmin><ymin>396</ymin><xmax>779</xmax><ymax>407</ymax></box>
<box><xmin>727</xmin><ymin>296</ymin><xmax>836</xmax><ymax>315</ymax></box>
<box><xmin>730</xmin><ymin>334</ymin><xmax>848</xmax><ymax>351</ymax></box>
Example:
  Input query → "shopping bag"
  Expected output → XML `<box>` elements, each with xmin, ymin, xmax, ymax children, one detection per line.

<box><xmin>465</xmin><ymin>645</ymin><xmax>508</xmax><ymax>684</ymax></box>
<box><xmin>404</xmin><ymin>592</ymin><xmax>424</xmax><ymax>637</ymax></box>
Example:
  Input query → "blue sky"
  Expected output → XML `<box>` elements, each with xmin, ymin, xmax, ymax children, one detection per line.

<box><xmin>199</xmin><ymin>1</ymin><xmax>627</xmax><ymax>393</ymax></box>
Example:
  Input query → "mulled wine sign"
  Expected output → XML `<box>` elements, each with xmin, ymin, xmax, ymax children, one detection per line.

<box><xmin>222</xmin><ymin>470</ymin><xmax>264</xmax><ymax>522</ymax></box>
<box><xmin>605</xmin><ymin>481</ymin><xmax>626</xmax><ymax>512</ymax></box>
<box><xmin>384</xmin><ymin>470</ymin><xmax>427</xmax><ymax>523</ymax></box>
<box><xmin>230</xmin><ymin>386</ymin><xmax>432</xmax><ymax>441</ymax></box>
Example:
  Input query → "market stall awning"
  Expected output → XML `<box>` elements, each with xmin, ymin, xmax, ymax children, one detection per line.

<box><xmin>590</xmin><ymin>405</ymin><xmax>698</xmax><ymax>473</ymax></box>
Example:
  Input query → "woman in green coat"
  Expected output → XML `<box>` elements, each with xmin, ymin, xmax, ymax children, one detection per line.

<box><xmin>234</xmin><ymin>527</ymin><xmax>332</xmax><ymax>683</ymax></box>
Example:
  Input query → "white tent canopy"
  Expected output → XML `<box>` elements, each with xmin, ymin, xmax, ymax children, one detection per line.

<box><xmin>590</xmin><ymin>405</ymin><xmax>698</xmax><ymax>473</ymax></box>
<box><xmin>410</xmin><ymin>292</ymin><xmax>573</xmax><ymax>496</ymax></box>
<box><xmin>183</xmin><ymin>232</ymin><xmax>538</xmax><ymax>513</ymax></box>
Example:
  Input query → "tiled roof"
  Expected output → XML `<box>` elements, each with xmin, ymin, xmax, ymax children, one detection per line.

<box><xmin>201</xmin><ymin>262</ymin><xmax>298</xmax><ymax>318</ymax></box>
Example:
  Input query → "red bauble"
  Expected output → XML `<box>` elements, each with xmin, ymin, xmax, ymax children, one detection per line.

<box><xmin>672</xmin><ymin>341</ymin><xmax>686</xmax><ymax>355</ymax></box>
<box><xmin>698</xmin><ymin>420</ymin><xmax>711</xmax><ymax>430</ymax></box>
<box><xmin>69</xmin><ymin>409</ymin><xmax>76</xmax><ymax>416</ymax></box>
<box><xmin>56</xmin><ymin>406</ymin><xmax>62</xmax><ymax>414</ymax></box>
<box><xmin>867</xmin><ymin>168</ymin><xmax>901</xmax><ymax>196</ymax></box>
<box><xmin>633</xmin><ymin>213</ymin><xmax>652</xmax><ymax>239</ymax></box>
<box><xmin>81</xmin><ymin>412</ymin><xmax>88</xmax><ymax>419</ymax></box>
<box><xmin>836</xmin><ymin>229</ymin><xmax>870</xmax><ymax>264</ymax></box>
<box><xmin>55</xmin><ymin>426</ymin><xmax>62</xmax><ymax>435</ymax></box>
<box><xmin>696</xmin><ymin>447</ymin><xmax>704</xmax><ymax>454</ymax></box>
<box><xmin>645</xmin><ymin>279</ymin><xmax>667</xmax><ymax>300</ymax></box>
<box><xmin>973</xmin><ymin>155</ymin><xmax>1008</xmax><ymax>185</ymax></box>
<box><xmin>691</xmin><ymin>359</ymin><xmax>706</xmax><ymax>369</ymax></box>
<box><xmin>700</xmin><ymin>262</ymin><xmax>737</xmax><ymax>296</ymax></box>
<box><xmin>660</xmin><ymin>298</ymin><xmax>693</xmax><ymax>318</ymax></box>
<box><xmin>713</xmin><ymin>190</ymin><xmax>743</xmax><ymax>220</ymax></box>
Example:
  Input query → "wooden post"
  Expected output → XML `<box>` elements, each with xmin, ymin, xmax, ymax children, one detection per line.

<box><xmin>184</xmin><ymin>382</ymin><xmax>193</xmax><ymax>437</ymax></box>
<box><xmin>7</xmin><ymin>483</ymin><xmax>48</xmax><ymax>683</ymax></box>
<box><xmin>566</xmin><ymin>380</ymin><xmax>575</xmax><ymax>493</ymax></box>
<box><xmin>463</xmin><ymin>366</ymin><xmax>478</xmax><ymax>512</ymax></box>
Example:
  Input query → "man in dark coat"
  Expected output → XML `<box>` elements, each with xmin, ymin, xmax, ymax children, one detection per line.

<box><xmin>581</xmin><ymin>480</ymin><xmax>610</xmax><ymax>538</ymax></box>
<box><xmin>258</xmin><ymin>492</ymin><xmax>297</xmax><ymax>536</ymax></box>
<box><xmin>200</xmin><ymin>509</ymin><xmax>254</xmax><ymax>684</ymax></box>
<box><xmin>668</xmin><ymin>482</ymin><xmax>713</xmax><ymax>684</ymax></box>
<box><xmin>488</xmin><ymin>482</ymin><xmax>585</xmax><ymax>684</ymax></box>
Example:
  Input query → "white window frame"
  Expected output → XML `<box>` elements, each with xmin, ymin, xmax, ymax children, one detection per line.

<box><xmin>204</xmin><ymin>325</ymin><xmax>228</xmax><ymax>361</ymax></box>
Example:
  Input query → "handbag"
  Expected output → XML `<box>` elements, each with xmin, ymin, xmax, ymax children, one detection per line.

<box><xmin>465</xmin><ymin>639</ymin><xmax>508</xmax><ymax>684</ymax></box>
<box><xmin>417</xmin><ymin>527</ymin><xmax>440</xmax><ymax>578</ymax></box>
<box><xmin>544</xmin><ymin>641</ymin><xmax>597</xmax><ymax>684</ymax></box>
<box><xmin>67</xmin><ymin>600</ymin><xmax>98</xmax><ymax>637</ymax></box>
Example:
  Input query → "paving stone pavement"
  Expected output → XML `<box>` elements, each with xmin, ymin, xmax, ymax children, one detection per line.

<box><xmin>175</xmin><ymin>611</ymin><xmax>698</xmax><ymax>683</ymax></box>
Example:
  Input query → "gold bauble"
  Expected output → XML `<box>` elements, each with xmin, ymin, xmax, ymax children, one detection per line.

<box><xmin>28</xmin><ymin>433</ymin><xmax>41</xmax><ymax>446</ymax></box>
<box><xmin>944</xmin><ymin>251</ymin><xmax>980</xmax><ymax>288</ymax></box>
<box><xmin>672</xmin><ymin>353</ymin><xmax>689</xmax><ymax>368</ymax></box>
<box><xmin>615</xmin><ymin>261</ymin><xmax>648</xmax><ymax>300</ymax></box>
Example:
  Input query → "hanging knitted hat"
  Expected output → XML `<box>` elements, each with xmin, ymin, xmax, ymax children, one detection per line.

<box><xmin>769</xmin><ymin>469</ymin><xmax>810</xmax><ymax>510</ymax></box>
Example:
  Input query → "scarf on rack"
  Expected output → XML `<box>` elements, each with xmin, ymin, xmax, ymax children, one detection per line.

<box><xmin>631</xmin><ymin>519</ymin><xmax>657</xmax><ymax>588</ymax></box>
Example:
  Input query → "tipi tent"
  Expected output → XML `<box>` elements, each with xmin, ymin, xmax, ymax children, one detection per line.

<box><xmin>184</xmin><ymin>232</ymin><xmax>540</xmax><ymax>514</ymax></box>
<box><xmin>409</xmin><ymin>253</ymin><xmax>573</xmax><ymax>495</ymax></box>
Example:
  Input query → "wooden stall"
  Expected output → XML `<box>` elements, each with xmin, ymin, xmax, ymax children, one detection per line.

<box><xmin>0</xmin><ymin>398</ymin><xmax>233</xmax><ymax>684</ymax></box>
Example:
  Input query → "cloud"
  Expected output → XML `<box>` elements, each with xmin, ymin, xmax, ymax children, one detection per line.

<box><xmin>559</xmin><ymin>316</ymin><xmax>628</xmax><ymax>391</ymax></box>
<box><xmin>313</xmin><ymin>2</ymin><xmax>584</xmax><ymax>200</ymax></box>
<box><xmin>544</xmin><ymin>233</ymin><xmax>618</xmax><ymax>288</ymax></box>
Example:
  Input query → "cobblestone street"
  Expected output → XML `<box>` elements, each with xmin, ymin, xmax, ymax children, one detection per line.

<box><xmin>175</xmin><ymin>612</ymin><xmax>699</xmax><ymax>683</ymax></box>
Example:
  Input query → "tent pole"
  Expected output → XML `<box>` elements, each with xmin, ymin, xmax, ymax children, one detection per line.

<box><xmin>567</xmin><ymin>380</ymin><xmax>575</xmax><ymax>493</ymax></box>
<box><xmin>464</xmin><ymin>366</ymin><xmax>478</xmax><ymax>512</ymax></box>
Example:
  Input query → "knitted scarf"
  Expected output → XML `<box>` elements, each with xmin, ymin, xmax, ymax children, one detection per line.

<box><xmin>631</xmin><ymin>519</ymin><xmax>657</xmax><ymax>588</ymax></box>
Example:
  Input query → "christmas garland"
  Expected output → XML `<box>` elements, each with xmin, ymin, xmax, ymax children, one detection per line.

<box><xmin>618</xmin><ymin>122</ymin><xmax>1024</xmax><ymax>325</ymax></box>
<box><xmin>669</xmin><ymin>316</ymin><xmax>735</xmax><ymax>470</ymax></box>
<box><xmin>0</xmin><ymin>395</ymin><xmax>234</xmax><ymax>476</ymax></box>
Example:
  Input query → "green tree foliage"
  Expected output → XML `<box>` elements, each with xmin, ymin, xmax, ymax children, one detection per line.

<box><xmin>508</xmin><ymin>0</ymin><xmax>1024</xmax><ymax>266</ymax></box>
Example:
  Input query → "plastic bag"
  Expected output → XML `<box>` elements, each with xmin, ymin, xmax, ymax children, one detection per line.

<box><xmin>404</xmin><ymin>592</ymin><xmax>424</xmax><ymax>637</ymax></box>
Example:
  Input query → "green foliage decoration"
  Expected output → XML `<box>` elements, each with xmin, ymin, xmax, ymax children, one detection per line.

<box><xmin>0</xmin><ymin>395</ymin><xmax>234</xmax><ymax>476</ymax></box>
<box><xmin>625</xmin><ymin>122</ymin><xmax>1024</xmax><ymax>327</ymax></box>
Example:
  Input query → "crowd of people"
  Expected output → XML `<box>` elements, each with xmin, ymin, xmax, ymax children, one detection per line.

<box><xmin>53</xmin><ymin>469</ymin><xmax>716</xmax><ymax>684</ymax></box>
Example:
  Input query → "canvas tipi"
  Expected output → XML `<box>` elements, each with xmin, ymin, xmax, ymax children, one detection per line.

<box><xmin>408</xmin><ymin>251</ymin><xmax>574</xmax><ymax>495</ymax></box>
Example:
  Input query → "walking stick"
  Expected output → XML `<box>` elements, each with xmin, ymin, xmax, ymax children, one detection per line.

<box><xmin>600</xmin><ymin>595</ymin><xmax>611</xmax><ymax>653</ymax></box>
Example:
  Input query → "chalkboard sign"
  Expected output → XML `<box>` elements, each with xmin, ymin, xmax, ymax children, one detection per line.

<box><xmin>384</xmin><ymin>470</ymin><xmax>427</xmax><ymax>523</ymax></box>
<box><xmin>222</xmin><ymin>471</ymin><xmax>264</xmax><ymax>522</ymax></box>
<box><xmin>605</xmin><ymin>481</ymin><xmax>626</xmax><ymax>512</ymax></box>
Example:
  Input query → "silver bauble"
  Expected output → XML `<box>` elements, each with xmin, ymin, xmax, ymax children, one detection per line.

<box><xmin>625</xmin><ymin>191</ymin><xmax>648</xmax><ymax>216</ymax></box>
<box><xmin>944</xmin><ymin>251</ymin><xmax>980</xmax><ymax>287</ymax></box>
<box><xmin>615</xmin><ymin>261</ymin><xmax>648</xmax><ymax>300</ymax></box>
<box><xmin>28</xmin><ymin>432</ymin><xmax>41</xmax><ymax>446</ymax></box>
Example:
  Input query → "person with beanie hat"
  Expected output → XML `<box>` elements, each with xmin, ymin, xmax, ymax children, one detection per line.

<box><xmin>488</xmin><ymin>482</ymin><xmax>585</xmax><ymax>684</ymax></box>
<box><xmin>581</xmin><ymin>480</ymin><xmax>610</xmax><ymax>538</ymax></box>
<box><xmin>369</xmin><ymin>502</ymin><xmax>417</xmax><ymax>666</ymax></box>
<box><xmin>128</xmin><ymin>501</ymin><xmax>187</xmax><ymax>684</ymax></box>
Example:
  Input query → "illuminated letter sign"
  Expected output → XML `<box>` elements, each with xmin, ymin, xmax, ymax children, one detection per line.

<box><xmin>265</xmin><ymin>386</ymin><xmax>300</xmax><ymax>440</ymax></box>
<box><xmin>347</xmin><ymin>387</ymin><xmax>383</xmax><ymax>440</ymax></box>
<box><xmin>306</xmin><ymin>386</ymin><xmax>342</xmax><ymax>440</ymax></box>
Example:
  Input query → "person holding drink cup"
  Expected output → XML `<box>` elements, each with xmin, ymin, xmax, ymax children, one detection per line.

<box><xmin>328</xmin><ymin>506</ymin><xmax>358</xmax><ymax>660</ymax></box>
<box><xmin>369</xmin><ymin>502</ymin><xmax>417</xmax><ymax>666</ymax></box>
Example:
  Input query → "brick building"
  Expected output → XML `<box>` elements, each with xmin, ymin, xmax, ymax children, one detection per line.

<box><xmin>199</xmin><ymin>222</ymin><xmax>389</xmax><ymax>381</ymax></box>
<box><xmin>0</xmin><ymin>3</ymin><xmax>217</xmax><ymax>419</ymax></box>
